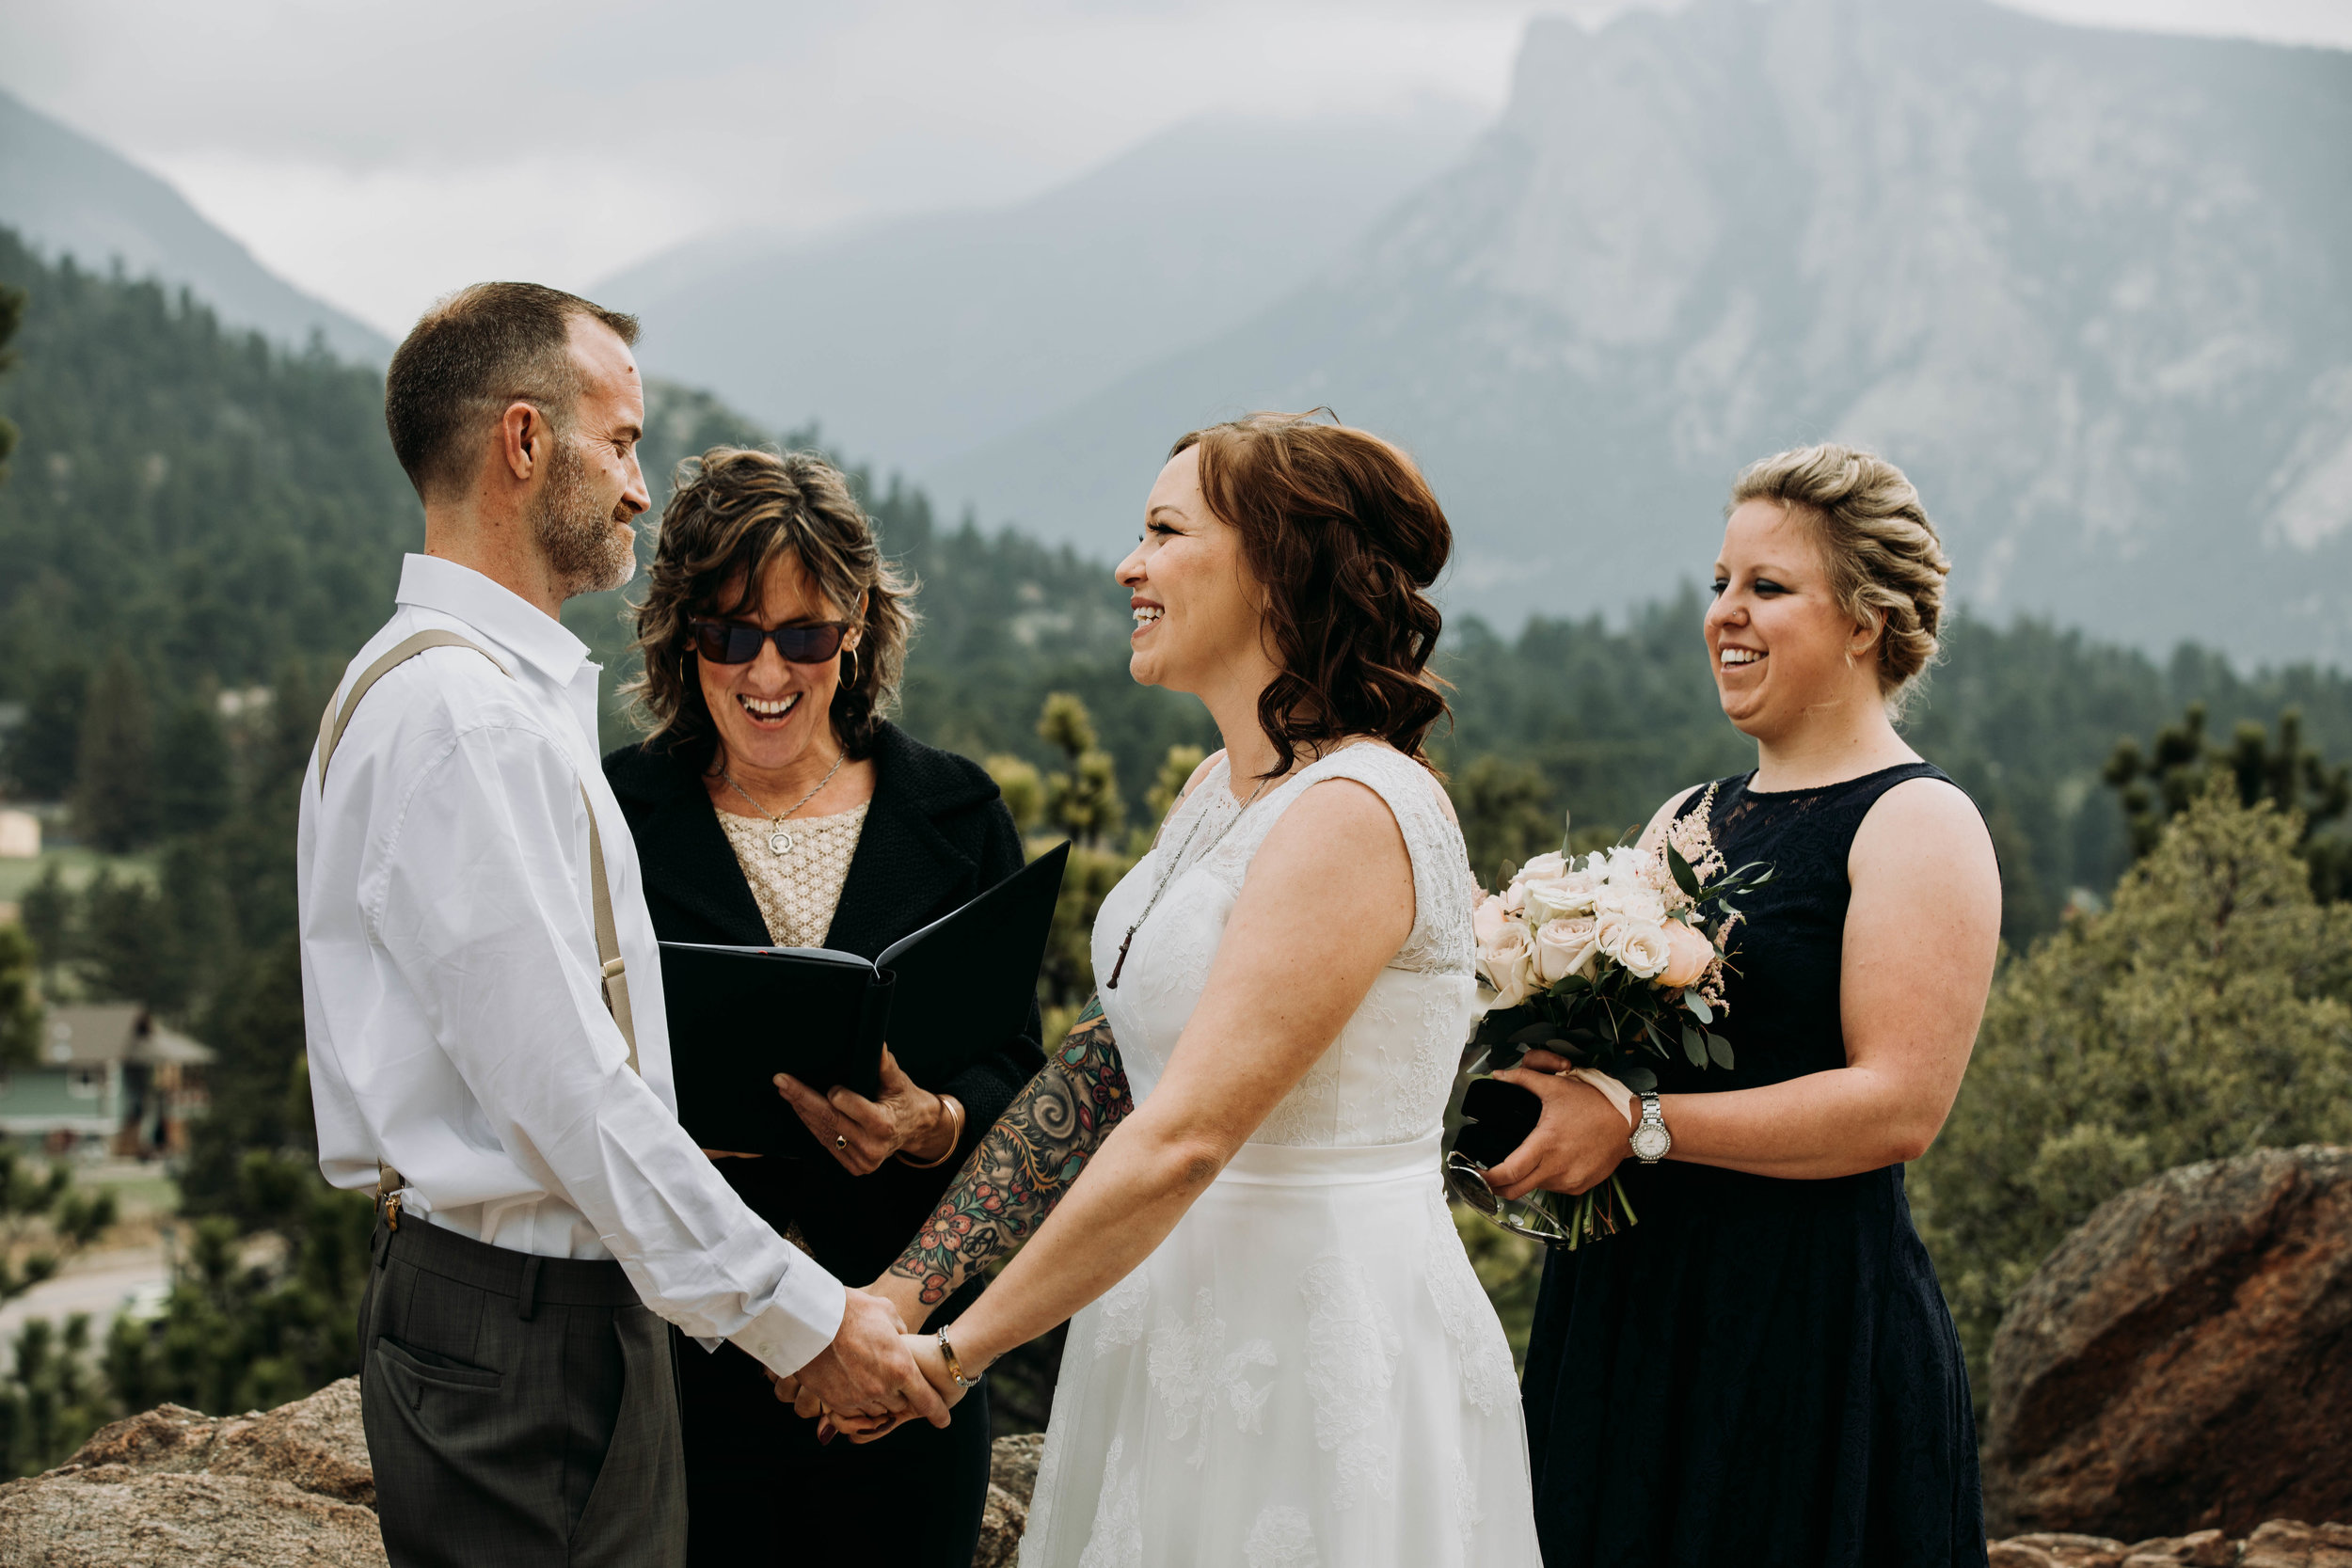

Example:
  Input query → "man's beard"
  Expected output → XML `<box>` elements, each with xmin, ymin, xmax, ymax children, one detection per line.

<box><xmin>533</xmin><ymin>436</ymin><xmax>637</xmax><ymax>598</ymax></box>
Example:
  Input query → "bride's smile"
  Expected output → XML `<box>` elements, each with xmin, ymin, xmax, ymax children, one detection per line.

<box><xmin>1114</xmin><ymin>444</ymin><xmax>1279</xmax><ymax>719</ymax></box>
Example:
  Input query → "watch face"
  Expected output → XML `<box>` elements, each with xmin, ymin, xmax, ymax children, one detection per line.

<box><xmin>1630</xmin><ymin>1124</ymin><xmax>1671</xmax><ymax>1162</ymax></box>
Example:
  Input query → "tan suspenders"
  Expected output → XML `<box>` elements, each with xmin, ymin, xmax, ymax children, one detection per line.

<box><xmin>316</xmin><ymin>629</ymin><xmax>641</xmax><ymax>1225</ymax></box>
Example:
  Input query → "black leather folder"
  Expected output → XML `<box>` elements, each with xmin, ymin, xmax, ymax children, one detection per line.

<box><xmin>661</xmin><ymin>841</ymin><xmax>1070</xmax><ymax>1156</ymax></box>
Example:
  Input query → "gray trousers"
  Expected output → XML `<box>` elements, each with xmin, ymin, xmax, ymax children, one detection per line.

<box><xmin>360</xmin><ymin>1215</ymin><xmax>686</xmax><ymax>1568</ymax></box>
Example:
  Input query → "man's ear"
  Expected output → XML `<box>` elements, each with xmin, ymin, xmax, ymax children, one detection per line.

<box><xmin>499</xmin><ymin>401</ymin><xmax>541</xmax><ymax>483</ymax></box>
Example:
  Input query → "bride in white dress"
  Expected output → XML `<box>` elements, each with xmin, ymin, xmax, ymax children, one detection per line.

<box><xmin>893</xmin><ymin>414</ymin><xmax>1540</xmax><ymax>1567</ymax></box>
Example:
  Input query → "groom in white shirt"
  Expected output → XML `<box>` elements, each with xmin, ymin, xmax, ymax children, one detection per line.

<box><xmin>297</xmin><ymin>281</ymin><xmax>946</xmax><ymax>1567</ymax></box>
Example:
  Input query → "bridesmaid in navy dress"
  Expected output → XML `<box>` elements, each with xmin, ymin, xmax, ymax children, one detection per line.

<box><xmin>1485</xmin><ymin>444</ymin><xmax>2001</xmax><ymax>1568</ymax></box>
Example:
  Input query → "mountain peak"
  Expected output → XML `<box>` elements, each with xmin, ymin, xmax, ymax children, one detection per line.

<box><xmin>0</xmin><ymin>87</ymin><xmax>390</xmax><ymax>366</ymax></box>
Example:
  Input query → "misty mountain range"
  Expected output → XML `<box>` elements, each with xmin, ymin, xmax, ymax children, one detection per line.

<box><xmin>0</xmin><ymin>87</ymin><xmax>389</xmax><ymax>366</ymax></box>
<box><xmin>921</xmin><ymin>0</ymin><xmax>2352</xmax><ymax>666</ymax></box>
<box><xmin>3</xmin><ymin>0</ymin><xmax>2347</xmax><ymax>666</ymax></box>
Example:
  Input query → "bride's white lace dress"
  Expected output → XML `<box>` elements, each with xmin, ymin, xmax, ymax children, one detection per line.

<box><xmin>1019</xmin><ymin>744</ymin><xmax>1541</xmax><ymax>1568</ymax></box>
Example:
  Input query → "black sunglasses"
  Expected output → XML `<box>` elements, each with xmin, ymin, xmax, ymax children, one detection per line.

<box><xmin>688</xmin><ymin>618</ymin><xmax>853</xmax><ymax>666</ymax></box>
<box><xmin>1444</xmin><ymin>1149</ymin><xmax>1571</xmax><ymax>1246</ymax></box>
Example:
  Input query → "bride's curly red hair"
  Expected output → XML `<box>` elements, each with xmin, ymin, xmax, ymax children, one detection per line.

<box><xmin>1172</xmin><ymin>411</ymin><xmax>1452</xmax><ymax>779</ymax></box>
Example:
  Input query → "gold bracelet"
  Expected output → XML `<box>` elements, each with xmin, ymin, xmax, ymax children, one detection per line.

<box><xmin>935</xmin><ymin>1328</ymin><xmax>982</xmax><ymax>1390</ymax></box>
<box><xmin>896</xmin><ymin>1094</ymin><xmax>964</xmax><ymax>1169</ymax></box>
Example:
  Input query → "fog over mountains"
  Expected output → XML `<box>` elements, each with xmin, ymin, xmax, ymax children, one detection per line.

<box><xmin>604</xmin><ymin>105</ymin><xmax>1483</xmax><ymax>472</ymax></box>
<box><xmin>4</xmin><ymin>0</ymin><xmax>2347</xmax><ymax>667</ymax></box>
<box><xmin>923</xmin><ymin>0</ymin><xmax>2352</xmax><ymax>666</ymax></box>
<box><xmin>0</xmin><ymin>88</ymin><xmax>390</xmax><ymax>365</ymax></box>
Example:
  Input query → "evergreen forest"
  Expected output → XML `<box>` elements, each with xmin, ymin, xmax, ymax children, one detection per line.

<box><xmin>0</xmin><ymin>225</ymin><xmax>2348</xmax><ymax>1464</ymax></box>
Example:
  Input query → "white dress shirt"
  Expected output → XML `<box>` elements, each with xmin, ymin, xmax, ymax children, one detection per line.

<box><xmin>298</xmin><ymin>554</ymin><xmax>845</xmax><ymax>1375</ymax></box>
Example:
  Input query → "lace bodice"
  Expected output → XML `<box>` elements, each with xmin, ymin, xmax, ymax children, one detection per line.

<box><xmin>1090</xmin><ymin>743</ymin><xmax>1480</xmax><ymax>1148</ymax></box>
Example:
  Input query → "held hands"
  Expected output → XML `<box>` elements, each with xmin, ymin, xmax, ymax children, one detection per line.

<box><xmin>824</xmin><ymin>1333</ymin><xmax>973</xmax><ymax>1445</ymax></box>
<box><xmin>1485</xmin><ymin>1050</ymin><xmax>1638</xmax><ymax>1200</ymax></box>
<box><xmin>774</xmin><ymin>1046</ymin><xmax>957</xmax><ymax>1176</ymax></box>
<box><xmin>772</xmin><ymin>1288</ymin><xmax>951</xmax><ymax>1433</ymax></box>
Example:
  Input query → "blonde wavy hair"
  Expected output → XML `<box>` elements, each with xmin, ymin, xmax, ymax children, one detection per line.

<box><xmin>625</xmin><ymin>447</ymin><xmax>917</xmax><ymax>767</ymax></box>
<box><xmin>1728</xmin><ymin>443</ymin><xmax>1949</xmax><ymax>716</ymax></box>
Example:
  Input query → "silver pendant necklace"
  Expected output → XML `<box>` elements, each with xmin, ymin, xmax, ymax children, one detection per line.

<box><xmin>1107</xmin><ymin>768</ymin><xmax>1274</xmax><ymax>989</ymax></box>
<box><xmin>722</xmin><ymin>751</ymin><xmax>847</xmax><ymax>855</ymax></box>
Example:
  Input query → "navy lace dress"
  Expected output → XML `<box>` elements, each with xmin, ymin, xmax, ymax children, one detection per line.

<box><xmin>1518</xmin><ymin>763</ymin><xmax>1988</xmax><ymax>1568</ymax></box>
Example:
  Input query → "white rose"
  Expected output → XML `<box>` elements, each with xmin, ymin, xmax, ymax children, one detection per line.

<box><xmin>1516</xmin><ymin>851</ymin><xmax>1569</xmax><ymax>882</ymax></box>
<box><xmin>1609</xmin><ymin>921</ymin><xmax>1673</xmax><ymax>980</ymax></box>
<box><xmin>1478</xmin><ymin>923</ymin><xmax>1540</xmax><ymax>1008</ymax></box>
<box><xmin>1472</xmin><ymin>893</ymin><xmax>1513</xmax><ymax>951</ymax></box>
<box><xmin>1525</xmin><ymin>864</ymin><xmax>1607</xmax><ymax>924</ymax></box>
<box><xmin>1595</xmin><ymin>880</ymin><xmax>1668</xmax><ymax>928</ymax></box>
<box><xmin>1534</xmin><ymin>916</ymin><xmax>1601</xmax><ymax>985</ymax></box>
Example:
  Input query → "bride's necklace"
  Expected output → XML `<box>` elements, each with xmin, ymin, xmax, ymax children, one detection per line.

<box><xmin>1107</xmin><ymin>768</ymin><xmax>1275</xmax><ymax>989</ymax></box>
<box><xmin>720</xmin><ymin>752</ymin><xmax>846</xmax><ymax>856</ymax></box>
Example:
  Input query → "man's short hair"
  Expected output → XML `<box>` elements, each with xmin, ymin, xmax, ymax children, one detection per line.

<box><xmin>384</xmin><ymin>282</ymin><xmax>640</xmax><ymax>502</ymax></box>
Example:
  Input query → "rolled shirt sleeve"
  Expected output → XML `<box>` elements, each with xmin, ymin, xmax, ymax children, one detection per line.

<box><xmin>367</xmin><ymin>719</ymin><xmax>844</xmax><ymax>1374</ymax></box>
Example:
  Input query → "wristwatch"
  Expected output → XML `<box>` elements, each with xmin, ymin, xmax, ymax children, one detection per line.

<box><xmin>1629</xmin><ymin>1093</ymin><xmax>1672</xmax><ymax>1164</ymax></box>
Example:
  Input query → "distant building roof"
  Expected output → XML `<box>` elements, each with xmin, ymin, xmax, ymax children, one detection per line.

<box><xmin>40</xmin><ymin>1004</ymin><xmax>213</xmax><ymax>1068</ymax></box>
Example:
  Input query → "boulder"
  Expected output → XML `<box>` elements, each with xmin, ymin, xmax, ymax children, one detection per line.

<box><xmin>1990</xmin><ymin>1525</ymin><xmax>2352</xmax><ymax>1568</ymax></box>
<box><xmin>2240</xmin><ymin>1521</ymin><xmax>2352</xmax><ymax>1568</ymax></box>
<box><xmin>975</xmin><ymin>1433</ymin><xmax>1047</xmax><ymax>1567</ymax></box>
<box><xmin>0</xmin><ymin>1470</ymin><xmax>385</xmax><ymax>1566</ymax></box>
<box><xmin>0</xmin><ymin>1377</ymin><xmax>385</xmax><ymax>1567</ymax></box>
<box><xmin>1984</xmin><ymin>1146</ymin><xmax>2352</xmax><ymax>1540</ymax></box>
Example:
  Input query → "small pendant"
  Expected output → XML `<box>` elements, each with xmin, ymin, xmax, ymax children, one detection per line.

<box><xmin>769</xmin><ymin>830</ymin><xmax>793</xmax><ymax>855</ymax></box>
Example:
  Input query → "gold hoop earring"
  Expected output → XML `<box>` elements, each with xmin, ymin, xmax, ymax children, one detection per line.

<box><xmin>842</xmin><ymin>646</ymin><xmax>860</xmax><ymax>689</ymax></box>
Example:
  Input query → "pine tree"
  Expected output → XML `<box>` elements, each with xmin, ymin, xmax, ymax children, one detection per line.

<box><xmin>77</xmin><ymin>869</ymin><xmax>169</xmax><ymax>1008</ymax></box>
<box><xmin>0</xmin><ymin>925</ymin><xmax>40</xmax><ymax>1069</ymax></box>
<box><xmin>1454</xmin><ymin>753</ymin><xmax>1556</xmax><ymax>891</ymax></box>
<box><xmin>72</xmin><ymin>655</ymin><xmax>156</xmax><ymax>853</ymax></box>
<box><xmin>2105</xmin><ymin>703</ymin><xmax>2348</xmax><ymax>899</ymax></box>
<box><xmin>0</xmin><ymin>278</ymin><xmax>23</xmax><ymax>486</ymax></box>
<box><xmin>15</xmin><ymin>864</ymin><xmax>72</xmax><ymax>980</ymax></box>
<box><xmin>4</xmin><ymin>662</ymin><xmax>88</xmax><ymax>803</ymax></box>
<box><xmin>153</xmin><ymin>698</ymin><xmax>233</xmax><ymax>838</ymax></box>
<box><xmin>1038</xmin><ymin>692</ymin><xmax>1124</xmax><ymax>848</ymax></box>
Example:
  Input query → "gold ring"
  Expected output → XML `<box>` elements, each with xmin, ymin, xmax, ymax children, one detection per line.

<box><xmin>834</xmin><ymin>1133</ymin><xmax>848</xmax><ymax>1150</ymax></box>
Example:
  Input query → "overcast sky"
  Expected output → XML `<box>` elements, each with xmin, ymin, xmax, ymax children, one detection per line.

<box><xmin>4</xmin><ymin>0</ymin><xmax>2346</xmax><ymax>338</ymax></box>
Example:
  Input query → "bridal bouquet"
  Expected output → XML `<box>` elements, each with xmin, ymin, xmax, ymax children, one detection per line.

<box><xmin>1455</xmin><ymin>786</ymin><xmax>1772</xmax><ymax>1243</ymax></box>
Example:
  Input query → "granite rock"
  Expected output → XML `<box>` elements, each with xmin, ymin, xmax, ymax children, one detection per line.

<box><xmin>1985</xmin><ymin>1147</ymin><xmax>2352</xmax><ymax>1539</ymax></box>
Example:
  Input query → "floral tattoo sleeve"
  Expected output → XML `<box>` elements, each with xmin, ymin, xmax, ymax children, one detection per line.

<box><xmin>888</xmin><ymin>993</ymin><xmax>1132</xmax><ymax>1307</ymax></box>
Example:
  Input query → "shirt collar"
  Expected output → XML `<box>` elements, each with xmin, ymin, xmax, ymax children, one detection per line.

<box><xmin>394</xmin><ymin>554</ymin><xmax>593</xmax><ymax>686</ymax></box>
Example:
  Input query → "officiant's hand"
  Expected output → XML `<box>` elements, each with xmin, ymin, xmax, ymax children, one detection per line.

<box><xmin>784</xmin><ymin>1288</ymin><xmax>952</xmax><ymax>1431</ymax></box>
<box><xmin>1486</xmin><ymin>1053</ymin><xmax>1632</xmax><ymax>1199</ymax></box>
<box><xmin>774</xmin><ymin>1046</ymin><xmax>959</xmax><ymax>1175</ymax></box>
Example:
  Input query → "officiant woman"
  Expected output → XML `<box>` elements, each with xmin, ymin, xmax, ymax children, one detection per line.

<box><xmin>604</xmin><ymin>446</ymin><xmax>1042</xmax><ymax>1567</ymax></box>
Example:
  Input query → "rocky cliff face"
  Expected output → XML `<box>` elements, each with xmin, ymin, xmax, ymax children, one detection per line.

<box><xmin>1984</xmin><ymin>1146</ymin><xmax>2352</xmax><ymax>1540</ymax></box>
<box><xmin>932</xmin><ymin>0</ymin><xmax>2352</xmax><ymax>665</ymax></box>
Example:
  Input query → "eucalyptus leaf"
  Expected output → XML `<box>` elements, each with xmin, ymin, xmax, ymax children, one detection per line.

<box><xmin>1621</xmin><ymin>1065</ymin><xmax>1658</xmax><ymax>1095</ymax></box>
<box><xmin>1682</xmin><ymin>1029</ymin><xmax>1708</xmax><ymax>1068</ymax></box>
<box><xmin>1708</xmin><ymin>1032</ymin><xmax>1736</xmax><ymax>1069</ymax></box>
<box><xmin>1683</xmin><ymin>990</ymin><xmax>1714</xmax><ymax>1024</ymax></box>
<box><xmin>1509</xmin><ymin>1022</ymin><xmax>1559</xmax><ymax>1046</ymax></box>
<box><xmin>1666</xmin><ymin>843</ymin><xmax>1703</xmax><ymax>899</ymax></box>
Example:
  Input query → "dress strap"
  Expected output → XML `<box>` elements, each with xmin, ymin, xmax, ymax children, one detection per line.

<box><xmin>1221</xmin><ymin>744</ymin><xmax>1474</xmax><ymax>975</ymax></box>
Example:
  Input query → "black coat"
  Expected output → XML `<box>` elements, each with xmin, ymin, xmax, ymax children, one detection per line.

<box><xmin>602</xmin><ymin>721</ymin><xmax>1044</xmax><ymax>1292</ymax></box>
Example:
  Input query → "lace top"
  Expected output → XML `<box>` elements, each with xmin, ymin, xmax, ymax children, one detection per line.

<box><xmin>714</xmin><ymin>800</ymin><xmax>871</xmax><ymax>948</ymax></box>
<box><xmin>1089</xmin><ymin>743</ymin><xmax>1481</xmax><ymax>1148</ymax></box>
